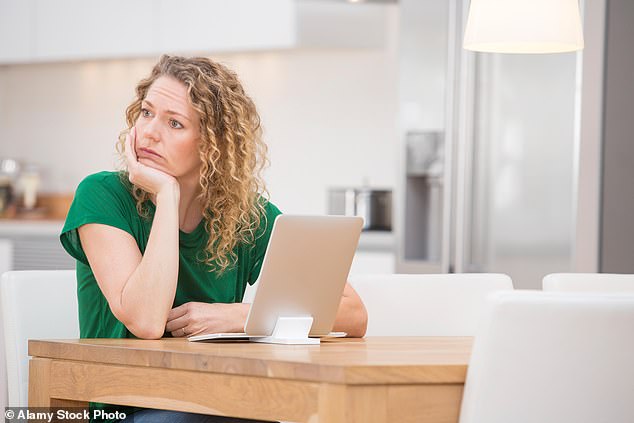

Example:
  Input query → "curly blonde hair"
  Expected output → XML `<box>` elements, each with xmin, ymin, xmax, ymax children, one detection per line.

<box><xmin>117</xmin><ymin>55</ymin><xmax>269</xmax><ymax>273</ymax></box>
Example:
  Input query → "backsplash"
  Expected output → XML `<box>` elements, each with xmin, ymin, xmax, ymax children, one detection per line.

<box><xmin>0</xmin><ymin>31</ymin><xmax>399</xmax><ymax>215</ymax></box>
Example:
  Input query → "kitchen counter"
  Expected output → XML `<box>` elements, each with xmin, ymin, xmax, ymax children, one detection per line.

<box><xmin>0</xmin><ymin>220</ymin><xmax>72</xmax><ymax>271</ymax></box>
<box><xmin>0</xmin><ymin>220</ymin><xmax>64</xmax><ymax>236</ymax></box>
<box><xmin>357</xmin><ymin>231</ymin><xmax>394</xmax><ymax>252</ymax></box>
<box><xmin>0</xmin><ymin>222</ymin><xmax>395</xmax><ymax>273</ymax></box>
<box><xmin>352</xmin><ymin>231</ymin><xmax>395</xmax><ymax>274</ymax></box>
<box><xmin>0</xmin><ymin>221</ymin><xmax>395</xmax><ymax>250</ymax></box>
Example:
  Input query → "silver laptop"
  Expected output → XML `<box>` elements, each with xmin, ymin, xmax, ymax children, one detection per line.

<box><xmin>188</xmin><ymin>215</ymin><xmax>363</xmax><ymax>344</ymax></box>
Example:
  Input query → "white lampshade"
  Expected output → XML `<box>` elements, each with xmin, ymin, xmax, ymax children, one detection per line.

<box><xmin>463</xmin><ymin>0</ymin><xmax>584</xmax><ymax>53</ymax></box>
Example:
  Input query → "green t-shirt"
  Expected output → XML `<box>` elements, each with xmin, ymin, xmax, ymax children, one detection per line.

<box><xmin>59</xmin><ymin>171</ymin><xmax>281</xmax><ymax>421</ymax></box>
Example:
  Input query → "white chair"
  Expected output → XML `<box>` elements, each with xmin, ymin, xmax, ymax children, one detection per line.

<box><xmin>543</xmin><ymin>272</ymin><xmax>634</xmax><ymax>292</ymax></box>
<box><xmin>347</xmin><ymin>273</ymin><xmax>513</xmax><ymax>336</ymax></box>
<box><xmin>0</xmin><ymin>240</ymin><xmax>13</xmax><ymax>412</ymax></box>
<box><xmin>459</xmin><ymin>290</ymin><xmax>634</xmax><ymax>423</ymax></box>
<box><xmin>0</xmin><ymin>270</ymin><xmax>79</xmax><ymax>406</ymax></box>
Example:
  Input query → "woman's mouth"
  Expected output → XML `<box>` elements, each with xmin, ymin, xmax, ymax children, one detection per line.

<box><xmin>138</xmin><ymin>147</ymin><xmax>163</xmax><ymax>159</ymax></box>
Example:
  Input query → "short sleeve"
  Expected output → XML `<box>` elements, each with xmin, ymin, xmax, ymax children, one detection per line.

<box><xmin>60</xmin><ymin>172</ymin><xmax>137</xmax><ymax>265</ymax></box>
<box><xmin>247</xmin><ymin>201</ymin><xmax>282</xmax><ymax>284</ymax></box>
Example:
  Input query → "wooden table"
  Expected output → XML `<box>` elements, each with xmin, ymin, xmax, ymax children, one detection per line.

<box><xmin>28</xmin><ymin>337</ymin><xmax>472</xmax><ymax>423</ymax></box>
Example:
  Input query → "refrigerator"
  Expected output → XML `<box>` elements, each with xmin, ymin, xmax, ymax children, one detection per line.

<box><xmin>395</xmin><ymin>0</ymin><xmax>581</xmax><ymax>289</ymax></box>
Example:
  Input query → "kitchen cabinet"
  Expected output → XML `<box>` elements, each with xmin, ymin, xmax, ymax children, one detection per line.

<box><xmin>0</xmin><ymin>0</ymin><xmax>32</xmax><ymax>63</ymax></box>
<box><xmin>156</xmin><ymin>0</ymin><xmax>295</xmax><ymax>55</ymax></box>
<box><xmin>32</xmin><ymin>0</ymin><xmax>157</xmax><ymax>62</ymax></box>
<box><xmin>350</xmin><ymin>251</ymin><xmax>394</xmax><ymax>275</ymax></box>
<box><xmin>0</xmin><ymin>0</ymin><xmax>391</xmax><ymax>64</ymax></box>
<box><xmin>0</xmin><ymin>239</ymin><xmax>11</xmax><ymax>276</ymax></box>
<box><xmin>350</xmin><ymin>232</ymin><xmax>395</xmax><ymax>275</ymax></box>
<box><xmin>1</xmin><ymin>0</ymin><xmax>293</xmax><ymax>63</ymax></box>
<box><xmin>0</xmin><ymin>221</ymin><xmax>74</xmax><ymax>271</ymax></box>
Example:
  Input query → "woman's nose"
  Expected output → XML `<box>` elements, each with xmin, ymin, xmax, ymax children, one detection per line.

<box><xmin>142</xmin><ymin>117</ymin><xmax>161</xmax><ymax>142</ymax></box>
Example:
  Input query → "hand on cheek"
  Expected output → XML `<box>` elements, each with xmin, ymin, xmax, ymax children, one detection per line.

<box><xmin>124</xmin><ymin>126</ymin><xmax>178</xmax><ymax>196</ymax></box>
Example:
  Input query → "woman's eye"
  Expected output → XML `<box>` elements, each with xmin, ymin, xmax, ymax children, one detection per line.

<box><xmin>169</xmin><ymin>119</ymin><xmax>183</xmax><ymax>129</ymax></box>
<box><xmin>141</xmin><ymin>108</ymin><xmax>152</xmax><ymax>118</ymax></box>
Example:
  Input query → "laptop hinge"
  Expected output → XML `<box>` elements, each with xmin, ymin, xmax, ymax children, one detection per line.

<box><xmin>251</xmin><ymin>316</ymin><xmax>319</xmax><ymax>345</ymax></box>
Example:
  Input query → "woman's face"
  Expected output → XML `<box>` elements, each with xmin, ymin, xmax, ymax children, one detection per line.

<box><xmin>135</xmin><ymin>76</ymin><xmax>202</xmax><ymax>182</ymax></box>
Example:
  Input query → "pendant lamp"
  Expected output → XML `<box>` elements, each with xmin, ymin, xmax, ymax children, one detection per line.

<box><xmin>463</xmin><ymin>0</ymin><xmax>584</xmax><ymax>53</ymax></box>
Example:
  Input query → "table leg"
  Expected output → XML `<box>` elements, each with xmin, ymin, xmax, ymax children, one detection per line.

<box><xmin>28</xmin><ymin>358</ymin><xmax>53</xmax><ymax>407</ymax></box>
<box><xmin>29</xmin><ymin>358</ymin><xmax>90</xmax><ymax>422</ymax></box>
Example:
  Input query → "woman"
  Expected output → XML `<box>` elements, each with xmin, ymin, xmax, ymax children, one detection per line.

<box><xmin>60</xmin><ymin>55</ymin><xmax>367</xmax><ymax>423</ymax></box>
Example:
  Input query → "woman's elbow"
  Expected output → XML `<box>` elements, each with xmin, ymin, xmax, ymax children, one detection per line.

<box><xmin>136</xmin><ymin>328</ymin><xmax>165</xmax><ymax>340</ymax></box>
<box><xmin>112</xmin><ymin>306</ymin><xmax>166</xmax><ymax>339</ymax></box>
<box><xmin>357</xmin><ymin>308</ymin><xmax>369</xmax><ymax>337</ymax></box>
<box><xmin>347</xmin><ymin>304</ymin><xmax>368</xmax><ymax>338</ymax></box>
<box><xmin>125</xmin><ymin>320</ymin><xmax>166</xmax><ymax>339</ymax></box>
<box><xmin>108</xmin><ymin>295</ymin><xmax>169</xmax><ymax>339</ymax></box>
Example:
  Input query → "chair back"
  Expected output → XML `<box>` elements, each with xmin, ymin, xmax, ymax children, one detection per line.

<box><xmin>459</xmin><ymin>290</ymin><xmax>634</xmax><ymax>423</ymax></box>
<box><xmin>347</xmin><ymin>273</ymin><xmax>513</xmax><ymax>336</ymax></box>
<box><xmin>543</xmin><ymin>272</ymin><xmax>634</xmax><ymax>292</ymax></box>
<box><xmin>0</xmin><ymin>270</ymin><xmax>79</xmax><ymax>406</ymax></box>
<box><xmin>0</xmin><ymin>241</ymin><xmax>12</xmax><ymax>411</ymax></box>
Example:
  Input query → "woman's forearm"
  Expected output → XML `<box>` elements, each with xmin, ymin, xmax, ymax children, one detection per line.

<box><xmin>120</xmin><ymin>185</ymin><xmax>180</xmax><ymax>338</ymax></box>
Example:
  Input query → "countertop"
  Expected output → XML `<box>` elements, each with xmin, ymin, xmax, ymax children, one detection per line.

<box><xmin>357</xmin><ymin>231</ymin><xmax>394</xmax><ymax>252</ymax></box>
<box><xmin>0</xmin><ymin>221</ymin><xmax>395</xmax><ymax>252</ymax></box>
<box><xmin>0</xmin><ymin>219</ymin><xmax>64</xmax><ymax>236</ymax></box>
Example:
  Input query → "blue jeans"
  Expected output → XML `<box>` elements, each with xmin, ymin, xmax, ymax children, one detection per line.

<box><xmin>120</xmin><ymin>409</ymin><xmax>274</xmax><ymax>423</ymax></box>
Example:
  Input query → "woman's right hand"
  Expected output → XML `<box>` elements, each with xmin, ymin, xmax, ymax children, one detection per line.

<box><xmin>124</xmin><ymin>127</ymin><xmax>179</xmax><ymax>197</ymax></box>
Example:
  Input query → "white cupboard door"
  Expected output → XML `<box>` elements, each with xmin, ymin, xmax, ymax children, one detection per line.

<box><xmin>0</xmin><ymin>0</ymin><xmax>33</xmax><ymax>63</ymax></box>
<box><xmin>33</xmin><ymin>0</ymin><xmax>155</xmax><ymax>61</ymax></box>
<box><xmin>157</xmin><ymin>0</ymin><xmax>296</xmax><ymax>54</ymax></box>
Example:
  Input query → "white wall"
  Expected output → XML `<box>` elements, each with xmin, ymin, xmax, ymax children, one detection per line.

<box><xmin>0</xmin><ymin>10</ymin><xmax>398</xmax><ymax>215</ymax></box>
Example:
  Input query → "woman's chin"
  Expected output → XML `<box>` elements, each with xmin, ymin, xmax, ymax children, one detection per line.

<box><xmin>139</xmin><ymin>157</ymin><xmax>164</xmax><ymax>169</ymax></box>
<box><xmin>138</xmin><ymin>158</ymin><xmax>178</xmax><ymax>178</ymax></box>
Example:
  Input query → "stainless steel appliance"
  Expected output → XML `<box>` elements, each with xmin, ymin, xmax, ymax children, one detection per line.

<box><xmin>328</xmin><ymin>188</ymin><xmax>392</xmax><ymax>231</ymax></box>
<box><xmin>397</xmin><ymin>0</ymin><xmax>579</xmax><ymax>289</ymax></box>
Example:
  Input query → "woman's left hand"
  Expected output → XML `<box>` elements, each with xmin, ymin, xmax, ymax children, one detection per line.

<box><xmin>166</xmin><ymin>302</ymin><xmax>250</xmax><ymax>337</ymax></box>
